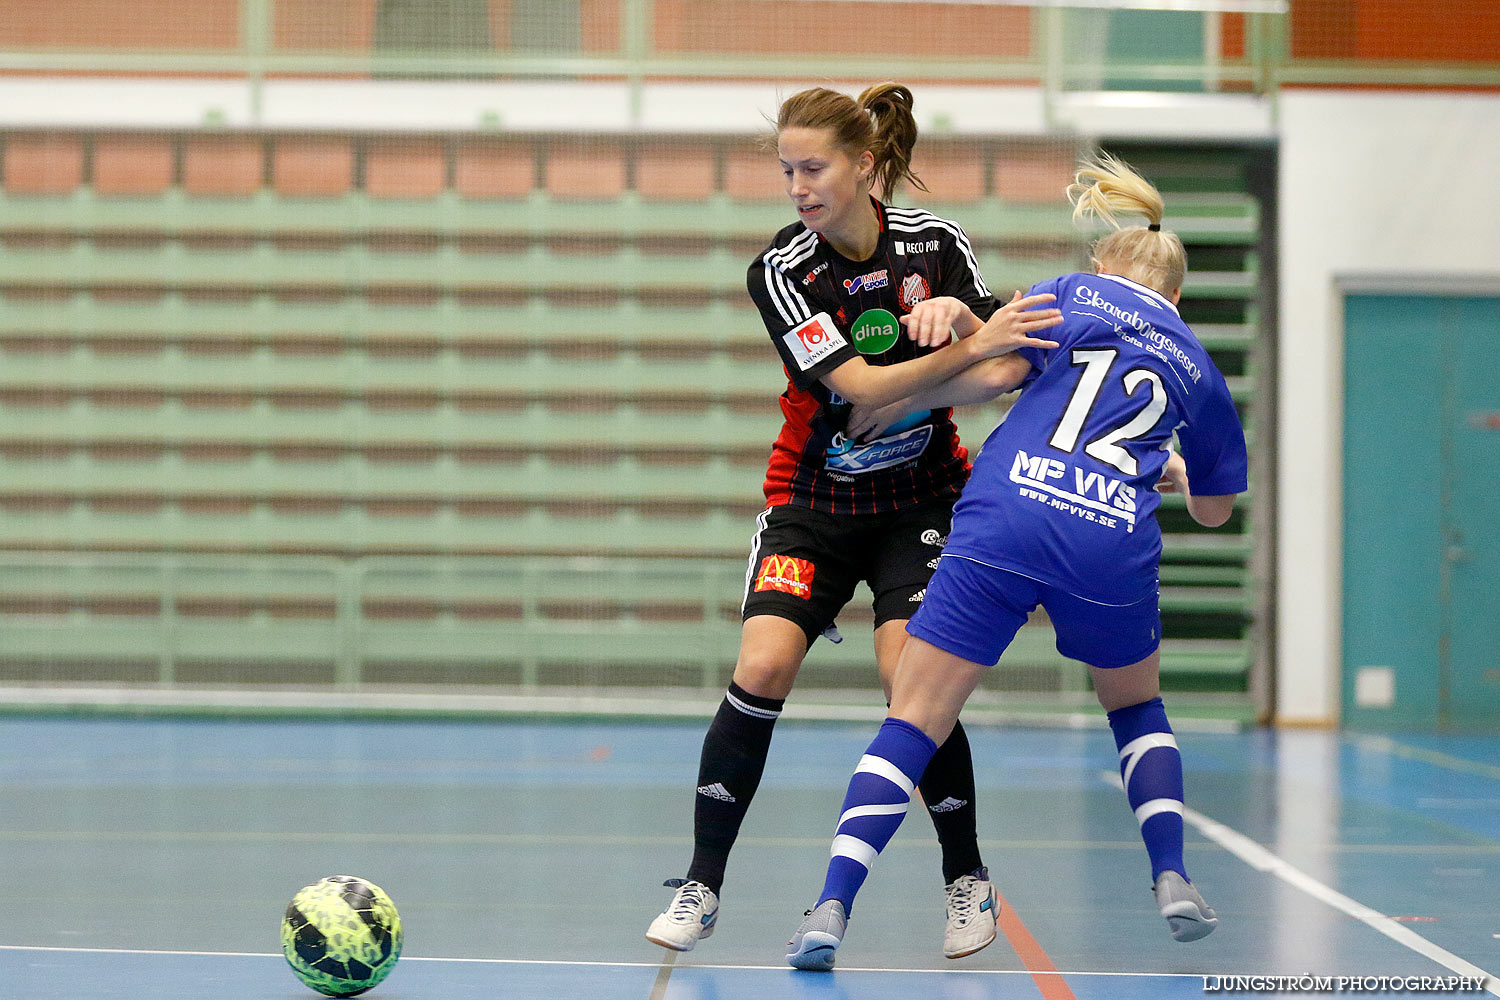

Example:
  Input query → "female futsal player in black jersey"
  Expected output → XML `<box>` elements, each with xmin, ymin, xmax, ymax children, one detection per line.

<box><xmin>645</xmin><ymin>82</ymin><xmax>1063</xmax><ymax>961</ymax></box>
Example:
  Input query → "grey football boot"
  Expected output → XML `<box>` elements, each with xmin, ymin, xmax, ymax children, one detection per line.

<box><xmin>786</xmin><ymin>899</ymin><xmax>847</xmax><ymax>971</ymax></box>
<box><xmin>1153</xmin><ymin>871</ymin><xmax>1218</xmax><ymax>942</ymax></box>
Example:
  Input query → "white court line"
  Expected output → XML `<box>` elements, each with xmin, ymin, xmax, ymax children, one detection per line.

<box><xmin>0</xmin><ymin>944</ymin><xmax>1205</xmax><ymax>977</ymax></box>
<box><xmin>648</xmin><ymin>948</ymin><xmax>677</xmax><ymax>1000</ymax></box>
<box><xmin>1350</xmin><ymin>735</ymin><xmax>1500</xmax><ymax>783</ymax></box>
<box><xmin>1100</xmin><ymin>771</ymin><xmax>1500</xmax><ymax>996</ymax></box>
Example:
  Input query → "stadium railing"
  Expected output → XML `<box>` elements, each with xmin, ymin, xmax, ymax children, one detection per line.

<box><xmin>0</xmin><ymin>552</ymin><xmax>1251</xmax><ymax>693</ymax></box>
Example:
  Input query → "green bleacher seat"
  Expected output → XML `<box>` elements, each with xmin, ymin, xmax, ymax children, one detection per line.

<box><xmin>0</xmin><ymin>551</ymin><xmax>1251</xmax><ymax>691</ymax></box>
<box><xmin>0</xmin><ymin>401</ymin><xmax>783</xmax><ymax>453</ymax></box>
<box><xmin>0</xmin><ymin>131</ymin><xmax>1265</xmax><ymax>700</ymax></box>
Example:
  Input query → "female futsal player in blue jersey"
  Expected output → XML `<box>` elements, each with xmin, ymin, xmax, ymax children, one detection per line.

<box><xmin>644</xmin><ymin>82</ymin><xmax>1063</xmax><ymax>962</ymax></box>
<box><xmin>785</xmin><ymin>154</ymin><xmax>1249</xmax><ymax>970</ymax></box>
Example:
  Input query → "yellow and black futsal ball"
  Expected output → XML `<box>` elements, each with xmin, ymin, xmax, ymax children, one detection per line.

<box><xmin>281</xmin><ymin>875</ymin><xmax>403</xmax><ymax>997</ymax></box>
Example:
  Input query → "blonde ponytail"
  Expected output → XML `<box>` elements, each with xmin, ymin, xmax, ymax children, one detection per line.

<box><xmin>1067</xmin><ymin>153</ymin><xmax>1186</xmax><ymax>296</ymax></box>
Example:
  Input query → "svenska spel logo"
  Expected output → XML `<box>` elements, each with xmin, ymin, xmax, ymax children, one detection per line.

<box><xmin>796</xmin><ymin>320</ymin><xmax>830</xmax><ymax>347</ymax></box>
<box><xmin>782</xmin><ymin>312</ymin><xmax>847</xmax><ymax>372</ymax></box>
<box><xmin>850</xmin><ymin>308</ymin><xmax>900</xmax><ymax>355</ymax></box>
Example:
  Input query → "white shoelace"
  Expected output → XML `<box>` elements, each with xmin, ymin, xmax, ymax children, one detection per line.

<box><xmin>944</xmin><ymin>877</ymin><xmax>981</xmax><ymax>926</ymax></box>
<box><xmin>668</xmin><ymin>882</ymin><xmax>711</xmax><ymax>920</ymax></box>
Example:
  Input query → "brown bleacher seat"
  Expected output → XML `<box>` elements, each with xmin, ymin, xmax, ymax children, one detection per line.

<box><xmin>183</xmin><ymin>136</ymin><xmax>264</xmax><ymax>197</ymax></box>
<box><xmin>366</xmin><ymin>139</ymin><xmax>447</xmax><ymax>199</ymax></box>
<box><xmin>908</xmin><ymin>145</ymin><xmax>986</xmax><ymax>204</ymax></box>
<box><xmin>92</xmin><ymin>135</ymin><xmax>175</xmax><ymax>196</ymax></box>
<box><xmin>722</xmin><ymin>141</ymin><xmax>783</xmax><ymax>203</ymax></box>
<box><xmin>0</xmin><ymin>1</ymin><xmax>237</xmax><ymax>49</ymax></box>
<box><xmin>454</xmin><ymin>139</ymin><xmax>534</xmax><ymax>199</ymax></box>
<box><xmin>545</xmin><ymin>138</ymin><xmax>627</xmax><ymax>199</ymax></box>
<box><xmin>650</xmin><ymin>1</ymin><xmax>1030</xmax><ymax>59</ymax></box>
<box><xmin>994</xmin><ymin>143</ymin><xmax>1075</xmax><ymax>204</ymax></box>
<box><xmin>272</xmin><ymin>137</ymin><xmax>355</xmax><ymax>197</ymax></box>
<box><xmin>636</xmin><ymin>140</ymin><xmax>716</xmax><ymax>201</ymax></box>
<box><xmin>2</xmin><ymin>133</ymin><xmax>85</xmax><ymax>195</ymax></box>
<box><xmin>273</xmin><ymin>0</ymin><xmax>376</xmax><ymax>50</ymax></box>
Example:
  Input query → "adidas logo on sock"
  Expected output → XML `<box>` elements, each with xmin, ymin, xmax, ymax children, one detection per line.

<box><xmin>928</xmin><ymin>796</ymin><xmax>968</xmax><ymax>813</ymax></box>
<box><xmin>697</xmin><ymin>782</ymin><xmax>736</xmax><ymax>802</ymax></box>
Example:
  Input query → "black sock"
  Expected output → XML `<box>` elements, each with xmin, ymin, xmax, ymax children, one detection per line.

<box><xmin>917</xmin><ymin>718</ymin><xmax>984</xmax><ymax>884</ymax></box>
<box><xmin>684</xmin><ymin>681</ymin><xmax>785</xmax><ymax>894</ymax></box>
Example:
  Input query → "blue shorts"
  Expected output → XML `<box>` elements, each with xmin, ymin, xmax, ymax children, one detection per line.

<box><xmin>906</xmin><ymin>555</ymin><xmax>1160</xmax><ymax>670</ymax></box>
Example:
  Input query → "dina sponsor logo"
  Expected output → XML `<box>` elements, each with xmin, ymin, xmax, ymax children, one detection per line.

<box><xmin>850</xmin><ymin>308</ymin><xmax>900</xmax><ymax>355</ymax></box>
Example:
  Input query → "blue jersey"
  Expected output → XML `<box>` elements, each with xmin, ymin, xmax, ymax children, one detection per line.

<box><xmin>945</xmin><ymin>272</ymin><xmax>1248</xmax><ymax>605</ymax></box>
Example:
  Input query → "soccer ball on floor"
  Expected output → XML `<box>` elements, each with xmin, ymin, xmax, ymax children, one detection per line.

<box><xmin>281</xmin><ymin>875</ymin><xmax>403</xmax><ymax>997</ymax></box>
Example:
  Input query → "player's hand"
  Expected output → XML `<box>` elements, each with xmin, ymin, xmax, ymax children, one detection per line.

<box><xmin>966</xmin><ymin>290</ymin><xmax>1062</xmax><ymax>358</ymax></box>
<box><xmin>849</xmin><ymin>400</ymin><xmax>909</xmax><ymax>441</ymax></box>
<box><xmin>1155</xmin><ymin>450</ymin><xmax>1189</xmax><ymax>494</ymax></box>
<box><xmin>899</xmin><ymin>296</ymin><xmax>972</xmax><ymax>347</ymax></box>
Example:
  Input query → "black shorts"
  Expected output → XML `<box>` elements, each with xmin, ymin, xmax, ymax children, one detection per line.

<box><xmin>740</xmin><ymin>499</ymin><xmax>955</xmax><ymax>647</ymax></box>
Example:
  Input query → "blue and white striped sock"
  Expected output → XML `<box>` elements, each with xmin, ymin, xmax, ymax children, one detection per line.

<box><xmin>1107</xmin><ymin>697</ymin><xmax>1186</xmax><ymax>882</ymax></box>
<box><xmin>817</xmin><ymin>717</ymin><xmax>938</xmax><ymax>915</ymax></box>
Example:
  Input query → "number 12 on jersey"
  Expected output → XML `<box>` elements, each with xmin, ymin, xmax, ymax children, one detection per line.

<box><xmin>1049</xmin><ymin>349</ymin><xmax>1168</xmax><ymax>477</ymax></box>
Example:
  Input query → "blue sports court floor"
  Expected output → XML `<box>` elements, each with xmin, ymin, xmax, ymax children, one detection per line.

<box><xmin>0</xmin><ymin>713</ymin><xmax>1495</xmax><ymax>999</ymax></box>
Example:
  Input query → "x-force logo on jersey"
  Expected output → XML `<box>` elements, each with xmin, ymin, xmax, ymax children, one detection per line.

<box><xmin>801</xmin><ymin>262</ymin><xmax>829</xmax><ymax>286</ymax></box>
<box><xmin>824</xmin><ymin>425</ymin><xmax>933</xmax><ymax>474</ymax></box>
<box><xmin>843</xmin><ymin>269</ymin><xmax>889</xmax><ymax>295</ymax></box>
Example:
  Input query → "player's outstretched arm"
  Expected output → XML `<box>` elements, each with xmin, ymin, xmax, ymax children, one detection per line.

<box><xmin>900</xmin><ymin>296</ymin><xmax>980</xmax><ymax>346</ymax></box>
<box><xmin>821</xmin><ymin>334</ymin><xmax>980</xmax><ymax>409</ymax></box>
<box><xmin>847</xmin><ymin>355</ymin><xmax>1032</xmax><ymax>441</ymax></box>
<box><xmin>901</xmin><ymin>291</ymin><xmax>1061</xmax><ymax>349</ymax></box>
<box><xmin>1155</xmin><ymin>450</ymin><xmax>1237</xmax><ymax>528</ymax></box>
<box><xmin>964</xmin><ymin>290</ymin><xmax>1062</xmax><ymax>355</ymax></box>
<box><xmin>822</xmin><ymin>293</ymin><xmax>1055</xmax><ymax>411</ymax></box>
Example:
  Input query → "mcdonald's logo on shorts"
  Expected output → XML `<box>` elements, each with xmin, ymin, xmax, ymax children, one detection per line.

<box><xmin>754</xmin><ymin>554</ymin><xmax>815</xmax><ymax>599</ymax></box>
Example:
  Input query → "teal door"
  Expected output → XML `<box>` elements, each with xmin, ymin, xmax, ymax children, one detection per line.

<box><xmin>1445</xmin><ymin>296</ymin><xmax>1500</xmax><ymax>728</ymax></box>
<box><xmin>1343</xmin><ymin>293</ymin><xmax>1500</xmax><ymax>730</ymax></box>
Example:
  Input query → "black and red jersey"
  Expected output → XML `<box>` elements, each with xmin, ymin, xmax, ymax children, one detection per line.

<box><xmin>747</xmin><ymin>199</ymin><xmax>1001</xmax><ymax>515</ymax></box>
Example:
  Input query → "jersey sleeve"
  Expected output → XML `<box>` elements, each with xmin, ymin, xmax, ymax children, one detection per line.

<box><xmin>1177</xmin><ymin>368</ymin><xmax>1249</xmax><ymax>497</ymax></box>
<box><xmin>746</xmin><ymin>253</ymin><xmax>860</xmax><ymax>391</ymax></box>
<box><xmin>936</xmin><ymin>221</ymin><xmax>1001</xmax><ymax>321</ymax></box>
